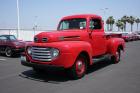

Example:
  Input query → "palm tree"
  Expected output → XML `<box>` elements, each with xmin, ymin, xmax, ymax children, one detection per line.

<box><xmin>116</xmin><ymin>20</ymin><xmax>124</xmax><ymax>31</ymax></box>
<box><xmin>121</xmin><ymin>15</ymin><xmax>128</xmax><ymax>31</ymax></box>
<box><xmin>127</xmin><ymin>16</ymin><xmax>135</xmax><ymax>32</ymax></box>
<box><xmin>106</xmin><ymin>19</ymin><xmax>110</xmax><ymax>31</ymax></box>
<box><xmin>135</xmin><ymin>18</ymin><xmax>140</xmax><ymax>31</ymax></box>
<box><xmin>106</xmin><ymin>16</ymin><xmax>115</xmax><ymax>31</ymax></box>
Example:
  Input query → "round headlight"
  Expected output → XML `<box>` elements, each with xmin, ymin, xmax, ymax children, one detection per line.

<box><xmin>51</xmin><ymin>48</ymin><xmax>59</xmax><ymax>58</ymax></box>
<box><xmin>27</xmin><ymin>47</ymin><xmax>32</xmax><ymax>55</ymax></box>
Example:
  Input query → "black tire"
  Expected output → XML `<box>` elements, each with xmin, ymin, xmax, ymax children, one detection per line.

<box><xmin>67</xmin><ymin>54</ymin><xmax>87</xmax><ymax>80</ymax></box>
<box><xmin>111</xmin><ymin>48</ymin><xmax>121</xmax><ymax>64</ymax></box>
<box><xmin>5</xmin><ymin>47</ymin><xmax>13</xmax><ymax>57</ymax></box>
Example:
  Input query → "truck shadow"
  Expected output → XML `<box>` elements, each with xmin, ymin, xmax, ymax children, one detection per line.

<box><xmin>19</xmin><ymin>60</ymin><xmax>112</xmax><ymax>83</ymax></box>
<box><xmin>20</xmin><ymin>69</ymin><xmax>70</xmax><ymax>84</ymax></box>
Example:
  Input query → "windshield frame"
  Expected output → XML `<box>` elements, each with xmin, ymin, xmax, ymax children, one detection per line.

<box><xmin>57</xmin><ymin>18</ymin><xmax>87</xmax><ymax>31</ymax></box>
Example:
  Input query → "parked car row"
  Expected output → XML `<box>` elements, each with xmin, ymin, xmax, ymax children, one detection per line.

<box><xmin>122</xmin><ymin>32</ymin><xmax>140</xmax><ymax>42</ymax></box>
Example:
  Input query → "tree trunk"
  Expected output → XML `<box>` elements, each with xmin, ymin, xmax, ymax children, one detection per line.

<box><xmin>107</xmin><ymin>24</ymin><xmax>109</xmax><ymax>31</ymax></box>
<box><xmin>137</xmin><ymin>23</ymin><xmax>138</xmax><ymax>31</ymax></box>
<box><xmin>110</xmin><ymin>24</ymin><xmax>112</xmax><ymax>31</ymax></box>
<box><xmin>131</xmin><ymin>24</ymin><xmax>133</xmax><ymax>32</ymax></box>
<box><xmin>124</xmin><ymin>24</ymin><xmax>126</xmax><ymax>31</ymax></box>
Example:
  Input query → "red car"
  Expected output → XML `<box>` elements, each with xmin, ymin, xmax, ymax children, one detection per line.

<box><xmin>21</xmin><ymin>14</ymin><xmax>125</xmax><ymax>79</ymax></box>
<box><xmin>122</xmin><ymin>33</ymin><xmax>130</xmax><ymax>42</ymax></box>
<box><xmin>0</xmin><ymin>35</ymin><xmax>25</xmax><ymax>57</ymax></box>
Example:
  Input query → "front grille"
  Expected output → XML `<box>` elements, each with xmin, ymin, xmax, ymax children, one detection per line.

<box><xmin>31</xmin><ymin>47</ymin><xmax>52</xmax><ymax>62</ymax></box>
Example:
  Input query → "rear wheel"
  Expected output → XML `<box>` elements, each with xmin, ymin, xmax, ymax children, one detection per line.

<box><xmin>5</xmin><ymin>47</ymin><xmax>13</xmax><ymax>57</ymax></box>
<box><xmin>67</xmin><ymin>54</ymin><xmax>87</xmax><ymax>79</ymax></box>
<box><xmin>111</xmin><ymin>49</ymin><xmax>121</xmax><ymax>64</ymax></box>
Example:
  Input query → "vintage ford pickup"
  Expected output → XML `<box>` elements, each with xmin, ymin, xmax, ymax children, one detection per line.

<box><xmin>21</xmin><ymin>14</ymin><xmax>125</xmax><ymax>79</ymax></box>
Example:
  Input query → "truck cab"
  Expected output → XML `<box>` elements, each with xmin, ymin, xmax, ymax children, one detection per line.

<box><xmin>58</xmin><ymin>15</ymin><xmax>107</xmax><ymax>56</ymax></box>
<box><xmin>21</xmin><ymin>14</ymin><xmax>125</xmax><ymax>79</ymax></box>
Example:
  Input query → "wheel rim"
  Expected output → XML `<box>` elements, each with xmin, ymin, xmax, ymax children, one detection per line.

<box><xmin>75</xmin><ymin>58</ymin><xmax>85</xmax><ymax>77</ymax></box>
<box><xmin>6</xmin><ymin>48</ymin><xmax>12</xmax><ymax>57</ymax></box>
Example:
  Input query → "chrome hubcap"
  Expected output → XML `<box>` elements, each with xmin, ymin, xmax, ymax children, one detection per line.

<box><xmin>77</xmin><ymin>61</ymin><xmax>83</xmax><ymax>70</ymax></box>
<box><xmin>76</xmin><ymin>58</ymin><xmax>85</xmax><ymax>76</ymax></box>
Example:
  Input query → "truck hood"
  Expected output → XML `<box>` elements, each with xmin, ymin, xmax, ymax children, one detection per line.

<box><xmin>34</xmin><ymin>30</ymin><xmax>88</xmax><ymax>43</ymax></box>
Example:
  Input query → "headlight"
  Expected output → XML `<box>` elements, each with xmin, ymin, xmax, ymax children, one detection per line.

<box><xmin>27</xmin><ymin>47</ymin><xmax>32</xmax><ymax>55</ymax></box>
<box><xmin>51</xmin><ymin>48</ymin><xmax>59</xmax><ymax>58</ymax></box>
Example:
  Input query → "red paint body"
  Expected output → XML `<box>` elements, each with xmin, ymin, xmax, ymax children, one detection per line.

<box><xmin>22</xmin><ymin>14</ymin><xmax>125</xmax><ymax>69</ymax></box>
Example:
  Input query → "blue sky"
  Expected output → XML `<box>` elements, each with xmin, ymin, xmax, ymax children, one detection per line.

<box><xmin>0</xmin><ymin>0</ymin><xmax>140</xmax><ymax>30</ymax></box>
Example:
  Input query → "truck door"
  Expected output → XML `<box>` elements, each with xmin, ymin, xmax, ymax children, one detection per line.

<box><xmin>89</xmin><ymin>18</ymin><xmax>107</xmax><ymax>56</ymax></box>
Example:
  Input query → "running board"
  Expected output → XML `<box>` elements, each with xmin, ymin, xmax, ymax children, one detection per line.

<box><xmin>92</xmin><ymin>54</ymin><xmax>110</xmax><ymax>63</ymax></box>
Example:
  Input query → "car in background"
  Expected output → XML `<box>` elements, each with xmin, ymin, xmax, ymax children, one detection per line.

<box><xmin>0</xmin><ymin>35</ymin><xmax>25</xmax><ymax>57</ymax></box>
<box><xmin>122</xmin><ymin>33</ymin><xmax>130</xmax><ymax>42</ymax></box>
<box><xmin>131</xmin><ymin>33</ymin><xmax>140</xmax><ymax>41</ymax></box>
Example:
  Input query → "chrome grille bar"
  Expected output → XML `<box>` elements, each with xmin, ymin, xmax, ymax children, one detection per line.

<box><xmin>31</xmin><ymin>47</ymin><xmax>52</xmax><ymax>62</ymax></box>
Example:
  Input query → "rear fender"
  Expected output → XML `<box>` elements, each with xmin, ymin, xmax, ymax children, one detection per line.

<box><xmin>107</xmin><ymin>38</ymin><xmax>125</xmax><ymax>56</ymax></box>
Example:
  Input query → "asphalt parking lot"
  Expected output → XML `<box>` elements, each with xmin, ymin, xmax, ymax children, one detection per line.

<box><xmin>0</xmin><ymin>41</ymin><xmax>140</xmax><ymax>93</ymax></box>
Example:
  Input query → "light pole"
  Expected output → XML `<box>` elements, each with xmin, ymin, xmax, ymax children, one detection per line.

<box><xmin>33</xmin><ymin>16</ymin><xmax>38</xmax><ymax>36</ymax></box>
<box><xmin>16</xmin><ymin>0</ymin><xmax>20</xmax><ymax>39</ymax></box>
<box><xmin>100</xmin><ymin>8</ymin><xmax>108</xmax><ymax>20</ymax></box>
<box><xmin>100</xmin><ymin>8</ymin><xmax>109</xmax><ymax>31</ymax></box>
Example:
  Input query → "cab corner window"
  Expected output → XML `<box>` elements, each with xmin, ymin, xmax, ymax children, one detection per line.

<box><xmin>90</xmin><ymin>19</ymin><xmax>102</xmax><ymax>30</ymax></box>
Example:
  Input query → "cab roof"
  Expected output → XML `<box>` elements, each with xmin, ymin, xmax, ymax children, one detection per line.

<box><xmin>61</xmin><ymin>14</ymin><xmax>102</xmax><ymax>20</ymax></box>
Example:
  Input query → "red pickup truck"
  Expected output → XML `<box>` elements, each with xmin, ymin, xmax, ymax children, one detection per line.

<box><xmin>0</xmin><ymin>35</ymin><xmax>25</xmax><ymax>57</ymax></box>
<box><xmin>21</xmin><ymin>14</ymin><xmax>125</xmax><ymax>79</ymax></box>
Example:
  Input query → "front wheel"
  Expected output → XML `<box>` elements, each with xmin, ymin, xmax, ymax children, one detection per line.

<box><xmin>5</xmin><ymin>47</ymin><xmax>13</xmax><ymax>57</ymax></box>
<box><xmin>67</xmin><ymin>54</ymin><xmax>87</xmax><ymax>79</ymax></box>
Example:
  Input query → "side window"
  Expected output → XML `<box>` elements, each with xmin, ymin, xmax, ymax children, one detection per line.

<box><xmin>0</xmin><ymin>36</ymin><xmax>7</xmax><ymax>40</ymax></box>
<box><xmin>90</xmin><ymin>19</ymin><xmax>101</xmax><ymax>30</ymax></box>
<box><xmin>59</xmin><ymin>21</ymin><xmax>69</xmax><ymax>30</ymax></box>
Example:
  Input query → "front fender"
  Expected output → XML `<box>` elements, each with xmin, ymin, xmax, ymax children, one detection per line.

<box><xmin>55</xmin><ymin>41</ymin><xmax>93</xmax><ymax>68</ymax></box>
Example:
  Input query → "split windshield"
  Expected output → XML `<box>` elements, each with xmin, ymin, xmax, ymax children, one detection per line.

<box><xmin>58</xmin><ymin>18</ymin><xmax>86</xmax><ymax>30</ymax></box>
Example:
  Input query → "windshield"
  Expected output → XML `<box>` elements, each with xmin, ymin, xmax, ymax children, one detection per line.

<box><xmin>58</xmin><ymin>18</ymin><xmax>86</xmax><ymax>30</ymax></box>
<box><xmin>9</xmin><ymin>35</ymin><xmax>17</xmax><ymax>40</ymax></box>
